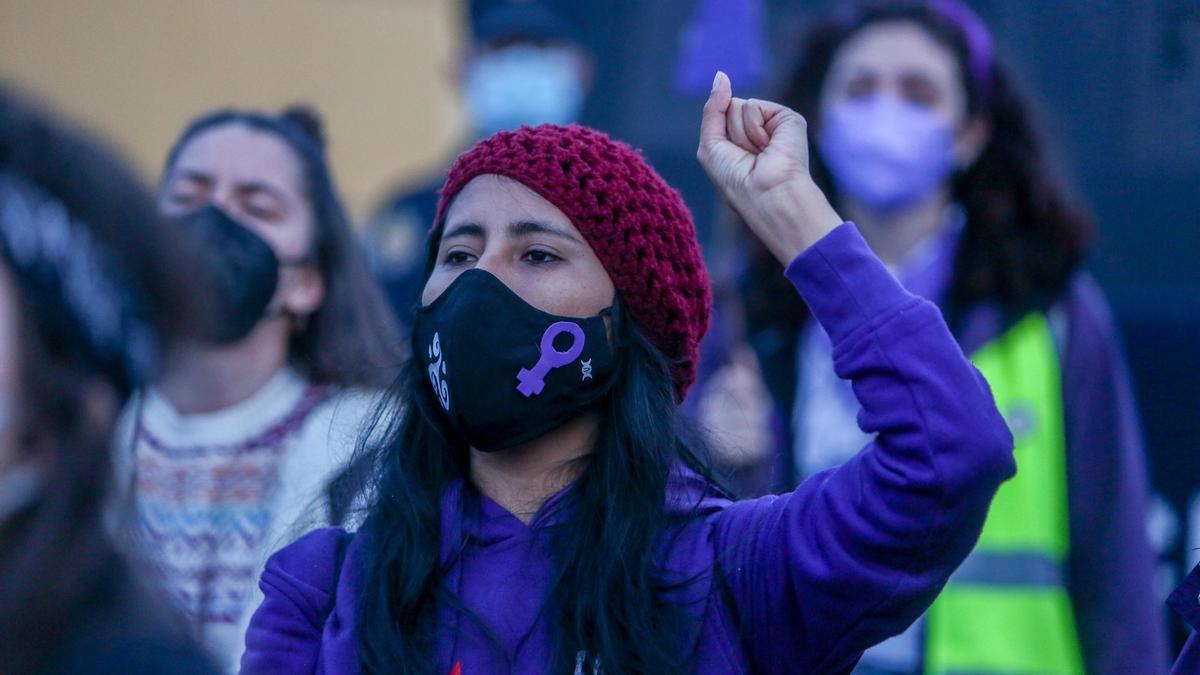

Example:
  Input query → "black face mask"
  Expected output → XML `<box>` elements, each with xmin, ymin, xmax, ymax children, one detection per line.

<box><xmin>177</xmin><ymin>205</ymin><xmax>279</xmax><ymax>345</ymax></box>
<box><xmin>412</xmin><ymin>269</ymin><xmax>617</xmax><ymax>452</ymax></box>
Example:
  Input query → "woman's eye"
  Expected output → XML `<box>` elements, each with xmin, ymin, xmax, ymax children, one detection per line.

<box><xmin>845</xmin><ymin>77</ymin><xmax>877</xmax><ymax>98</ymax></box>
<box><xmin>444</xmin><ymin>250</ymin><xmax>476</xmax><ymax>265</ymax></box>
<box><xmin>905</xmin><ymin>90</ymin><xmax>939</xmax><ymax>109</ymax></box>
<box><xmin>900</xmin><ymin>77</ymin><xmax>942</xmax><ymax>108</ymax></box>
<box><xmin>523</xmin><ymin>249</ymin><xmax>560</xmax><ymax>265</ymax></box>
<box><xmin>244</xmin><ymin>202</ymin><xmax>282</xmax><ymax>222</ymax></box>
<box><xmin>167</xmin><ymin>192</ymin><xmax>199</xmax><ymax>207</ymax></box>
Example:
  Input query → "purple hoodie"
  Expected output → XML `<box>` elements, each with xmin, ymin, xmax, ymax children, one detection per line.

<box><xmin>240</xmin><ymin>224</ymin><xmax>1016</xmax><ymax>674</ymax></box>
<box><xmin>1169</xmin><ymin>564</ymin><xmax>1200</xmax><ymax>674</ymax></box>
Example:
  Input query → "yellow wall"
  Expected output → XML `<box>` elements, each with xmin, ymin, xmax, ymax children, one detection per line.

<box><xmin>0</xmin><ymin>0</ymin><xmax>466</xmax><ymax>218</ymax></box>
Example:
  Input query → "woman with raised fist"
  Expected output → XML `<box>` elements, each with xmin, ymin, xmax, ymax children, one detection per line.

<box><xmin>242</xmin><ymin>74</ymin><xmax>1014</xmax><ymax>674</ymax></box>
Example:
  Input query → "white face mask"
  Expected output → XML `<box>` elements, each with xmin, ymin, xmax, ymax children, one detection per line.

<box><xmin>464</xmin><ymin>44</ymin><xmax>585</xmax><ymax>137</ymax></box>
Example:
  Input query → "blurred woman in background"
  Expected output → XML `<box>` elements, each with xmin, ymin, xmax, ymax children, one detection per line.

<box><xmin>120</xmin><ymin>105</ymin><xmax>402</xmax><ymax>671</ymax></box>
<box><xmin>0</xmin><ymin>87</ymin><xmax>215</xmax><ymax>674</ymax></box>
<box><xmin>737</xmin><ymin>1</ymin><xmax>1166</xmax><ymax>672</ymax></box>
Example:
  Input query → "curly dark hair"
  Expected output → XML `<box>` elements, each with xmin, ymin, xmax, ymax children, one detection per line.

<box><xmin>742</xmin><ymin>0</ymin><xmax>1093</xmax><ymax>341</ymax></box>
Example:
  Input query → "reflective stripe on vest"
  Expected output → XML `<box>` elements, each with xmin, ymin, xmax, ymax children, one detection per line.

<box><xmin>925</xmin><ymin>312</ymin><xmax>1085</xmax><ymax>675</ymax></box>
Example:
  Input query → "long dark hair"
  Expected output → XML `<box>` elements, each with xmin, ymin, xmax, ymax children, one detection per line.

<box><xmin>743</xmin><ymin>0</ymin><xmax>1093</xmax><ymax>342</ymax></box>
<box><xmin>0</xmin><ymin>88</ymin><xmax>198</xmax><ymax>673</ymax></box>
<box><xmin>163</xmin><ymin>106</ymin><xmax>403</xmax><ymax>389</ymax></box>
<box><xmin>348</xmin><ymin>293</ymin><xmax>721</xmax><ymax>674</ymax></box>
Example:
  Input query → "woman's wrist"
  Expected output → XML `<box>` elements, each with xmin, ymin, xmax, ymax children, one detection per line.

<box><xmin>747</xmin><ymin>177</ymin><xmax>844</xmax><ymax>265</ymax></box>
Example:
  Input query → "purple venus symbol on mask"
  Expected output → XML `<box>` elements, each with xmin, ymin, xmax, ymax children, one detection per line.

<box><xmin>516</xmin><ymin>321</ymin><xmax>586</xmax><ymax>397</ymax></box>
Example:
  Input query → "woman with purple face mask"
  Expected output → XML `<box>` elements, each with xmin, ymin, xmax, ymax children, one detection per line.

<box><xmin>737</xmin><ymin>1</ymin><xmax>1166</xmax><ymax>673</ymax></box>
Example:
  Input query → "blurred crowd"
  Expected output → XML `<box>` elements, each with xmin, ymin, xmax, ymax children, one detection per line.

<box><xmin>0</xmin><ymin>0</ymin><xmax>1195</xmax><ymax>673</ymax></box>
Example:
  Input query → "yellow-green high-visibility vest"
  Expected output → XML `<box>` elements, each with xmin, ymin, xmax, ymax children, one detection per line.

<box><xmin>924</xmin><ymin>312</ymin><xmax>1085</xmax><ymax>674</ymax></box>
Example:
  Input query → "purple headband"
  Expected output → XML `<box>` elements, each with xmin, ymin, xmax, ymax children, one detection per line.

<box><xmin>928</xmin><ymin>0</ymin><xmax>996</xmax><ymax>95</ymax></box>
<box><xmin>832</xmin><ymin>0</ymin><xmax>997</xmax><ymax>97</ymax></box>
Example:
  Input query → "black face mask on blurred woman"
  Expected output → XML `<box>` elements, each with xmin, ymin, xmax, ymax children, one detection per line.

<box><xmin>177</xmin><ymin>205</ymin><xmax>280</xmax><ymax>345</ymax></box>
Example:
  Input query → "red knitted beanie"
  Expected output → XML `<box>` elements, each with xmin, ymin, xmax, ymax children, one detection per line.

<box><xmin>433</xmin><ymin>124</ymin><xmax>711</xmax><ymax>400</ymax></box>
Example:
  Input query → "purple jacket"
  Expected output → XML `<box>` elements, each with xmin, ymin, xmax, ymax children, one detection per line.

<box><xmin>1171</xmin><ymin>565</ymin><xmax>1200</xmax><ymax>674</ymax></box>
<box><xmin>240</xmin><ymin>224</ymin><xmax>1016</xmax><ymax>674</ymax></box>
<box><xmin>762</xmin><ymin>222</ymin><xmax>1165</xmax><ymax>672</ymax></box>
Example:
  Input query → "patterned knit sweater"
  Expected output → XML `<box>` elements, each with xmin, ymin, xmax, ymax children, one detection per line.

<box><xmin>117</xmin><ymin>367</ymin><xmax>380</xmax><ymax>673</ymax></box>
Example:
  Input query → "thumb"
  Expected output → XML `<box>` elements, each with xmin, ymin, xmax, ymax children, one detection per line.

<box><xmin>698</xmin><ymin>71</ymin><xmax>733</xmax><ymax>153</ymax></box>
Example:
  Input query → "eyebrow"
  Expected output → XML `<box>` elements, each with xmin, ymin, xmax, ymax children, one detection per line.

<box><xmin>169</xmin><ymin>168</ymin><xmax>289</xmax><ymax>203</ymax></box>
<box><xmin>235</xmin><ymin>179</ymin><xmax>289</xmax><ymax>204</ymax></box>
<box><xmin>440</xmin><ymin>220</ymin><xmax>583</xmax><ymax>244</ymax></box>
<box><xmin>172</xmin><ymin>169</ymin><xmax>213</xmax><ymax>187</ymax></box>
<box><xmin>441</xmin><ymin>222</ymin><xmax>486</xmax><ymax>241</ymax></box>
<box><xmin>508</xmin><ymin>219</ymin><xmax>582</xmax><ymax>243</ymax></box>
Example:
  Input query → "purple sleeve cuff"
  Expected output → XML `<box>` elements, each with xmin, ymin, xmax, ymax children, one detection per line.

<box><xmin>784</xmin><ymin>222</ymin><xmax>916</xmax><ymax>346</ymax></box>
